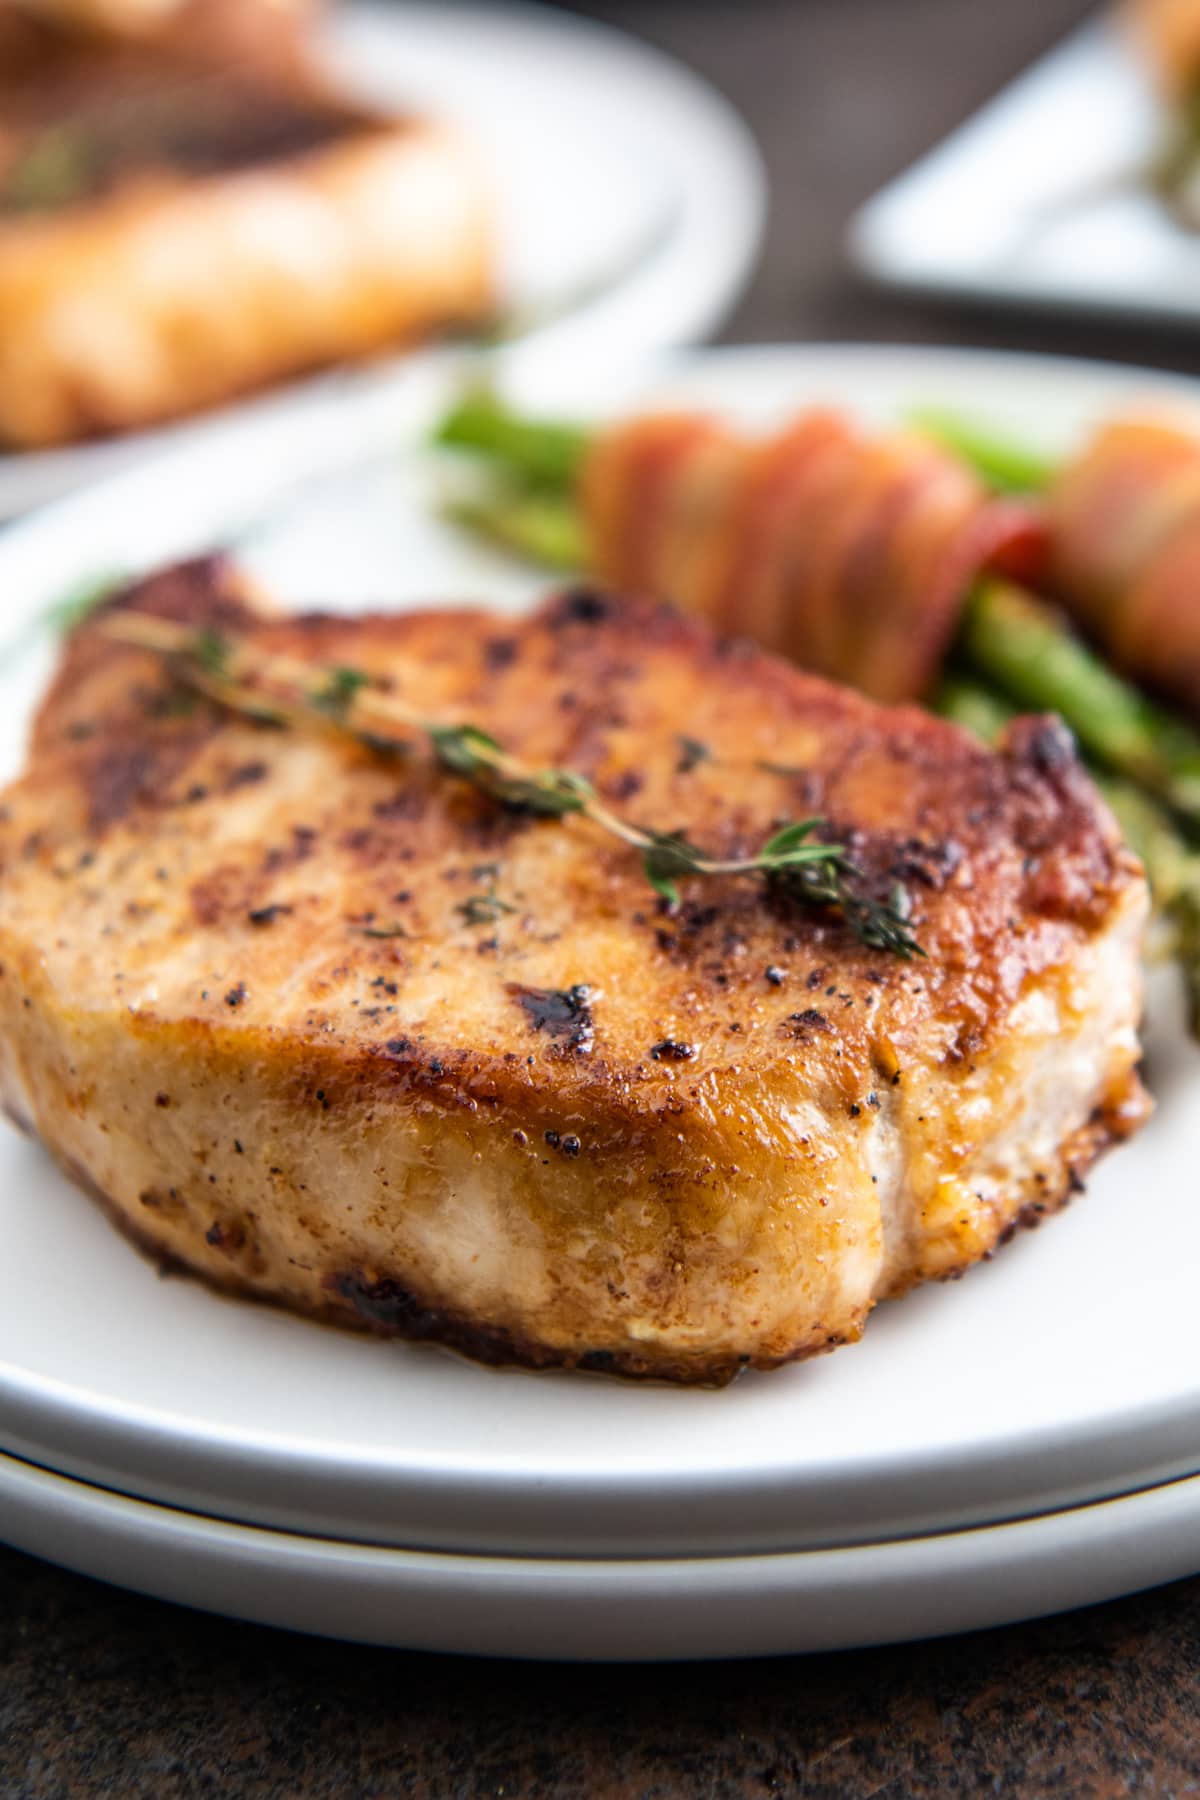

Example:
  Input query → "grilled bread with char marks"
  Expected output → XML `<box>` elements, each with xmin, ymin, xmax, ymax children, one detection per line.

<box><xmin>0</xmin><ymin>560</ymin><xmax>1150</xmax><ymax>1382</ymax></box>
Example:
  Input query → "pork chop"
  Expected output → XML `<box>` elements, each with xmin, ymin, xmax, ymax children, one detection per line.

<box><xmin>0</xmin><ymin>559</ymin><xmax>1150</xmax><ymax>1382</ymax></box>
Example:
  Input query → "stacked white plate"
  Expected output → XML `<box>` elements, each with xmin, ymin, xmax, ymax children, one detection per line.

<box><xmin>3</xmin><ymin>345</ymin><xmax>1200</xmax><ymax>1659</ymax></box>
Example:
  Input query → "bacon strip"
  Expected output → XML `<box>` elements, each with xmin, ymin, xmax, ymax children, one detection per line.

<box><xmin>581</xmin><ymin>408</ymin><xmax>1040</xmax><ymax>703</ymax></box>
<box><xmin>581</xmin><ymin>412</ymin><xmax>746</xmax><ymax>609</ymax></box>
<box><xmin>1048</xmin><ymin>416</ymin><xmax>1200</xmax><ymax>716</ymax></box>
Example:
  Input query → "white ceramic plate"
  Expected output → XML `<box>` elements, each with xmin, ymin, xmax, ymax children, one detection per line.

<box><xmin>0</xmin><ymin>0</ymin><xmax>765</xmax><ymax>518</ymax></box>
<box><xmin>6</xmin><ymin>1449</ymin><xmax>1200</xmax><ymax>1659</ymax></box>
<box><xmin>849</xmin><ymin>17</ymin><xmax>1200</xmax><ymax>328</ymax></box>
<box><xmin>1</xmin><ymin>344</ymin><xmax>1200</xmax><ymax>1585</ymax></box>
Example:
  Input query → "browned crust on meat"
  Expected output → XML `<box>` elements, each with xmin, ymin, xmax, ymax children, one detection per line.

<box><xmin>30</xmin><ymin>559</ymin><xmax>1139</xmax><ymax>979</ymax></box>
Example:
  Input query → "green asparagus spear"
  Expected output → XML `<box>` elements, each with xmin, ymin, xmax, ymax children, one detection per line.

<box><xmin>1101</xmin><ymin>777</ymin><xmax>1193</xmax><ymax>899</ymax></box>
<box><xmin>1170</xmin><ymin>883</ymin><xmax>1200</xmax><ymax>1038</ymax></box>
<box><xmin>932</xmin><ymin>672</ymin><xmax>1016</xmax><ymax>744</ymax></box>
<box><xmin>907</xmin><ymin>409</ymin><xmax>1057</xmax><ymax>494</ymax></box>
<box><xmin>960</xmin><ymin>582</ymin><xmax>1200</xmax><ymax>829</ymax></box>
<box><xmin>442</xmin><ymin>487</ymin><xmax>588</xmax><ymax>572</ymax></box>
<box><xmin>1096</xmin><ymin>778</ymin><xmax>1200</xmax><ymax>1036</ymax></box>
<box><xmin>438</xmin><ymin>390</ymin><xmax>1060</xmax><ymax>502</ymax></box>
<box><xmin>433</xmin><ymin>386</ymin><xmax>591</xmax><ymax>494</ymax></box>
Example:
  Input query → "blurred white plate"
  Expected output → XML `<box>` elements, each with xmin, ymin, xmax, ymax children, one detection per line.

<box><xmin>5</xmin><ymin>1450</ymin><xmax>1200</xmax><ymax>1660</ymax></box>
<box><xmin>849</xmin><ymin>17</ymin><xmax>1200</xmax><ymax>328</ymax></box>
<box><xmin>0</xmin><ymin>0</ymin><xmax>765</xmax><ymax>518</ymax></box>
<box><xmin>1</xmin><ymin>344</ymin><xmax>1200</xmax><ymax>1614</ymax></box>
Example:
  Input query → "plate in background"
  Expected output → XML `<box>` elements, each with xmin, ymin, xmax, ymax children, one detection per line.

<box><xmin>849</xmin><ymin>17</ymin><xmax>1200</xmax><ymax>328</ymax></box>
<box><xmin>0</xmin><ymin>0</ymin><xmax>765</xmax><ymax>518</ymax></box>
<box><xmin>0</xmin><ymin>346</ymin><xmax>1199</xmax><ymax>1588</ymax></box>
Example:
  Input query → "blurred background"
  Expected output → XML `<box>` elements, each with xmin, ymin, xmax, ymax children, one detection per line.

<box><xmin>555</xmin><ymin>0</ymin><xmax>1196</xmax><ymax>365</ymax></box>
<box><xmin>7</xmin><ymin>0</ymin><xmax>1200</xmax><ymax>507</ymax></box>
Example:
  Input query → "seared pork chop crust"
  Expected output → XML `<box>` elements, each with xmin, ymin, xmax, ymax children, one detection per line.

<box><xmin>0</xmin><ymin>561</ymin><xmax>1149</xmax><ymax>1382</ymax></box>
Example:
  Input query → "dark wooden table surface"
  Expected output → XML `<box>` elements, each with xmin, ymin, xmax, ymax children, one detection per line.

<box><xmin>6</xmin><ymin>2</ymin><xmax>1200</xmax><ymax>1794</ymax></box>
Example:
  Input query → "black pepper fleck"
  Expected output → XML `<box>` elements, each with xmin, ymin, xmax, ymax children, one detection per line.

<box><xmin>558</xmin><ymin>588</ymin><xmax>609</xmax><ymax>624</ymax></box>
<box><xmin>783</xmin><ymin>1009</ymin><xmax>830</xmax><ymax>1037</ymax></box>
<box><xmin>248</xmin><ymin>904</ymin><xmax>292</xmax><ymax>927</ymax></box>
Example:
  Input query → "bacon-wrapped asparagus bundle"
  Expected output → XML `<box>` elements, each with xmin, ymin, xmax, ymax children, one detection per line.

<box><xmin>583</xmin><ymin>409</ymin><xmax>1046</xmax><ymax>702</ymax></box>
<box><xmin>433</xmin><ymin>389</ymin><xmax>1200</xmax><ymax>728</ymax></box>
<box><xmin>459</xmin><ymin>401</ymin><xmax>1037</xmax><ymax>705</ymax></box>
<box><xmin>1047</xmin><ymin>416</ymin><xmax>1200</xmax><ymax>719</ymax></box>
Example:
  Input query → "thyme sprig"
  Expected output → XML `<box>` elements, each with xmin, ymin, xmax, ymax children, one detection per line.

<box><xmin>456</xmin><ymin>864</ymin><xmax>517</xmax><ymax>926</ymax></box>
<box><xmin>100</xmin><ymin>612</ymin><xmax>923</xmax><ymax>958</ymax></box>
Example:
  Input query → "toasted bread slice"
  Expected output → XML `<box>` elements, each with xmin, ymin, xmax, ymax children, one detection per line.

<box><xmin>0</xmin><ymin>562</ymin><xmax>1149</xmax><ymax>1382</ymax></box>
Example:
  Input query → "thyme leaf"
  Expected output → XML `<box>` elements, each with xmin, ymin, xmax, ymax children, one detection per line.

<box><xmin>641</xmin><ymin>831</ymin><xmax>704</xmax><ymax>906</ymax></box>
<box><xmin>429</xmin><ymin>723</ymin><xmax>502</xmax><ymax>778</ymax></box>
<box><xmin>456</xmin><ymin>862</ymin><xmax>516</xmax><ymax>925</ymax></box>
<box><xmin>676</xmin><ymin>735</ymin><xmax>711</xmax><ymax>774</ymax></box>
<box><xmin>192</xmin><ymin>628</ymin><xmax>230</xmax><ymax>679</ymax></box>
<box><xmin>457</xmin><ymin>891</ymin><xmax>516</xmax><ymax>925</ymax></box>
<box><xmin>313</xmin><ymin>665</ymin><xmax>370</xmax><ymax>721</ymax></box>
<box><xmin>431</xmin><ymin>725</ymin><xmax>590</xmax><ymax>816</ymax></box>
<box><xmin>353</xmin><ymin>729</ymin><xmax>409</xmax><ymax>759</ymax></box>
<box><xmin>759</xmin><ymin>819</ymin><xmax>841</xmax><ymax>864</ymax></box>
<box><xmin>756</xmin><ymin>759</ymin><xmax>809</xmax><ymax>779</ymax></box>
<box><xmin>482</xmin><ymin>768</ymin><xmax>592</xmax><ymax>817</ymax></box>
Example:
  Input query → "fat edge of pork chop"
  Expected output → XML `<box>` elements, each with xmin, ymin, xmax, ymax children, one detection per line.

<box><xmin>0</xmin><ymin>561</ymin><xmax>1151</xmax><ymax>1383</ymax></box>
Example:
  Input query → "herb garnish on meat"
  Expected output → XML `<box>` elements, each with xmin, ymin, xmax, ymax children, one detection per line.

<box><xmin>101</xmin><ymin>611</ymin><xmax>923</xmax><ymax>958</ymax></box>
